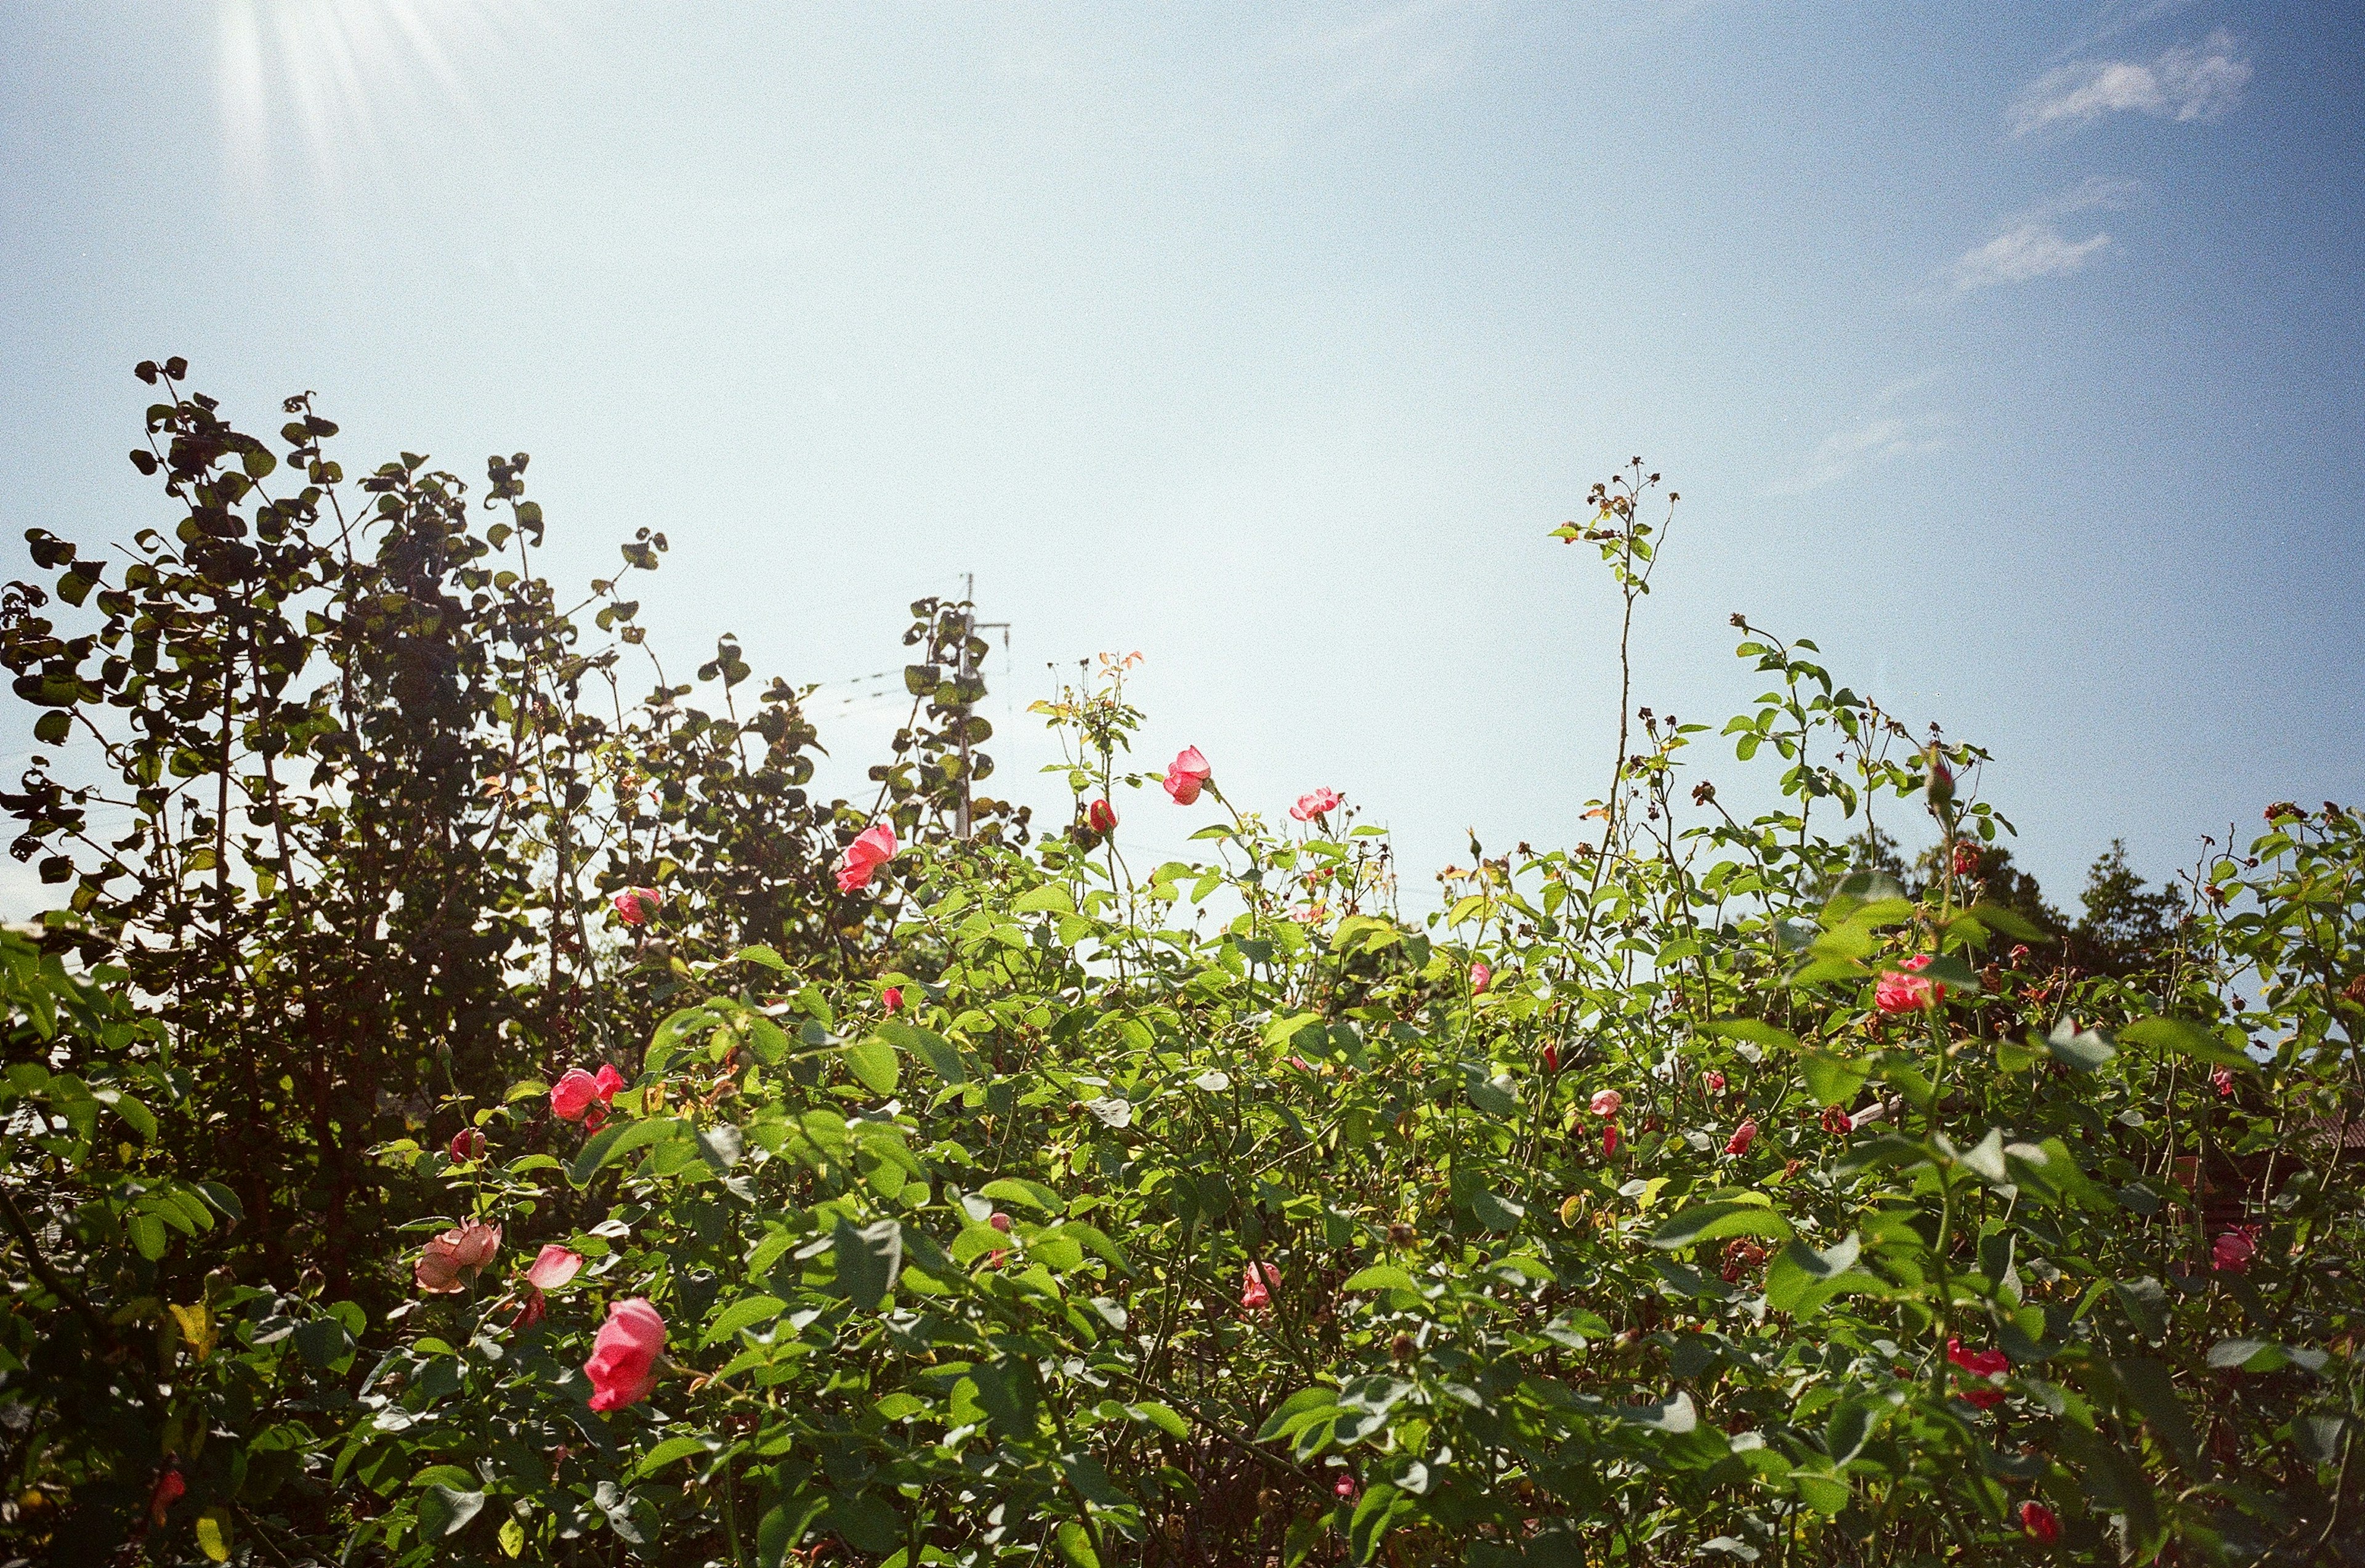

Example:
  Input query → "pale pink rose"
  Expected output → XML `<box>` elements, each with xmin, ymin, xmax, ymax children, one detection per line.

<box><xmin>836</xmin><ymin>822</ymin><xmax>899</xmax><ymax>894</ymax></box>
<box><xmin>414</xmin><ymin>1220</ymin><xmax>501</xmax><ymax>1294</ymax></box>
<box><xmin>584</xmin><ymin>1298</ymin><xmax>666</xmax><ymax>1412</ymax></box>
<box><xmin>1240</xmin><ymin>1261</ymin><xmax>1279</xmax><ymax>1311</ymax></box>
<box><xmin>1590</xmin><ymin>1089</ymin><xmax>1623</xmax><ymax>1118</ymax></box>
<box><xmin>1290</xmin><ymin>786</ymin><xmax>1341</xmax><ymax>823</ymax></box>
<box><xmin>527</xmin><ymin>1244</ymin><xmax>584</xmax><ymax>1291</ymax></box>
<box><xmin>1469</xmin><ymin>961</ymin><xmax>1492</xmax><ymax>995</ymax></box>
<box><xmin>1162</xmin><ymin>748</ymin><xmax>1211</xmax><ymax>806</ymax></box>
<box><xmin>2211</xmin><ymin>1065</ymin><xmax>2235</xmax><ymax>1097</ymax></box>
<box><xmin>512</xmin><ymin>1243</ymin><xmax>586</xmax><ymax>1328</ymax></box>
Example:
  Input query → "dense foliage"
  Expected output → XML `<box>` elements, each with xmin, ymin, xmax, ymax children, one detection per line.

<box><xmin>2</xmin><ymin>377</ymin><xmax>2359</xmax><ymax>1567</ymax></box>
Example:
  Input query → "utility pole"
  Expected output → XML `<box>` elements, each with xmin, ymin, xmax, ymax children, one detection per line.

<box><xmin>955</xmin><ymin>573</ymin><xmax>1009</xmax><ymax>840</ymax></box>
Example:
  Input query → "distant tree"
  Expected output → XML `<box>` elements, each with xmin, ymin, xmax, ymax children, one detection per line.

<box><xmin>2067</xmin><ymin>837</ymin><xmax>2185</xmax><ymax>976</ymax></box>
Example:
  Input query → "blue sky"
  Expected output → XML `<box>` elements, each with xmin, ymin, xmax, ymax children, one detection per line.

<box><xmin>2</xmin><ymin>1</ymin><xmax>2359</xmax><ymax>915</ymax></box>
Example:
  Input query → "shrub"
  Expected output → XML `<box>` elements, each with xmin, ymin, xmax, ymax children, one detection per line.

<box><xmin>2</xmin><ymin>392</ymin><xmax>2360</xmax><ymax>1567</ymax></box>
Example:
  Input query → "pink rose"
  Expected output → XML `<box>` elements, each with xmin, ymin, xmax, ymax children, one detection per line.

<box><xmin>528</xmin><ymin>1243</ymin><xmax>584</xmax><ymax>1291</ymax></box>
<box><xmin>1590</xmin><ymin>1089</ymin><xmax>1623</xmax><ymax>1118</ymax></box>
<box><xmin>1875</xmin><ymin>953</ymin><xmax>1946</xmax><ymax>1014</ymax></box>
<box><xmin>1240</xmin><ymin>1261</ymin><xmax>1280</xmax><ymax>1311</ymax></box>
<box><xmin>512</xmin><ymin>1243</ymin><xmax>585</xmax><ymax>1328</ymax></box>
<box><xmin>414</xmin><ymin>1219</ymin><xmax>501</xmax><ymax>1294</ymax></box>
<box><xmin>1724</xmin><ymin>1118</ymin><xmax>1758</xmax><ymax>1157</ymax></box>
<box><xmin>1821</xmin><ymin>1104</ymin><xmax>1853</xmax><ymax>1136</ymax></box>
<box><xmin>1469</xmin><ymin>961</ymin><xmax>1492</xmax><ymax>995</ymax></box>
<box><xmin>1290</xmin><ymin>786</ymin><xmax>1341</xmax><ymax>823</ymax></box>
<box><xmin>550</xmin><ymin>1064</ymin><xmax>626</xmax><ymax>1123</ymax></box>
<box><xmin>1702</xmin><ymin>1070</ymin><xmax>1726</xmax><ymax>1094</ymax></box>
<box><xmin>448</xmin><ymin>1128</ymin><xmax>487</xmax><ymax>1162</ymax></box>
<box><xmin>1162</xmin><ymin>747</ymin><xmax>1211</xmax><ymax>806</ymax></box>
<box><xmin>836</xmin><ymin>822</ymin><xmax>898</xmax><ymax>894</ymax></box>
<box><xmin>147</xmin><ymin>1466</ymin><xmax>185</xmax><ymax>1528</ymax></box>
<box><xmin>1947</xmin><ymin>1338</ymin><xmax>2010</xmax><ymax>1409</ymax></box>
<box><xmin>584</xmin><ymin>1298</ymin><xmax>666</xmax><ymax>1412</ymax></box>
<box><xmin>1542</xmin><ymin>1043</ymin><xmax>1559</xmax><ymax>1074</ymax></box>
<box><xmin>612</xmin><ymin>886</ymin><xmax>660</xmax><ymax>926</ymax></box>
<box><xmin>2211</xmin><ymin>1065</ymin><xmax>2234</xmax><ymax>1097</ymax></box>
<box><xmin>2212</xmin><ymin>1226</ymin><xmax>2258</xmax><ymax>1274</ymax></box>
<box><xmin>882</xmin><ymin>985</ymin><xmax>904</xmax><ymax>1013</ymax></box>
<box><xmin>1602</xmin><ymin>1123</ymin><xmax>1620</xmax><ymax>1157</ymax></box>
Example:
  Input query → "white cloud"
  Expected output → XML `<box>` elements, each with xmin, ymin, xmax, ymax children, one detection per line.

<box><xmin>2010</xmin><ymin>28</ymin><xmax>2251</xmax><ymax>134</ymax></box>
<box><xmin>1765</xmin><ymin>382</ymin><xmax>1955</xmax><ymax>497</ymax></box>
<box><xmin>1951</xmin><ymin>224</ymin><xmax>2112</xmax><ymax>291</ymax></box>
<box><xmin>1946</xmin><ymin>178</ymin><xmax>2135</xmax><ymax>293</ymax></box>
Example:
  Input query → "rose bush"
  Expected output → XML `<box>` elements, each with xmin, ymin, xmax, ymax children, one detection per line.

<box><xmin>1</xmin><ymin>391</ymin><xmax>2359</xmax><ymax>1567</ymax></box>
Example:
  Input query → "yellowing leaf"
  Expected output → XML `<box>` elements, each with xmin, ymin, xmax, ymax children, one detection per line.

<box><xmin>195</xmin><ymin>1506</ymin><xmax>233</xmax><ymax>1562</ymax></box>
<box><xmin>168</xmin><ymin>1303</ymin><xmax>216</xmax><ymax>1363</ymax></box>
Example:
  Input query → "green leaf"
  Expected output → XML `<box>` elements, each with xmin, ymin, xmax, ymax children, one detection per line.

<box><xmin>1791</xmin><ymin>1469</ymin><xmax>1849</xmax><ymax>1515</ymax></box>
<box><xmin>1053</xmin><ymin>1520</ymin><xmax>1101</xmax><ymax>1568</ymax></box>
<box><xmin>1012</xmin><ymin>884</ymin><xmax>1077</xmax><ymax>916</ymax></box>
<box><xmin>2113</xmin><ymin>1277</ymin><xmax>2169</xmax><ymax>1341</ymax></box>
<box><xmin>195</xmin><ymin>1507</ymin><xmax>233</xmax><ymax>1562</ymax></box>
<box><xmin>127</xmin><ymin>1211</ymin><xmax>168</xmax><ymax>1260</ymax></box>
<box><xmin>1699</xmin><ymin>1019</ymin><xmax>1801</xmax><ymax>1053</ymax></box>
<box><xmin>568</xmin><ymin>1117</ymin><xmax>686</xmax><ymax>1187</ymax></box>
<box><xmin>99</xmin><ymin>1091</ymin><xmax>156</xmax><ymax>1142</ymax></box>
<box><xmin>1468</xmin><ymin>1187</ymin><xmax>1525</xmax><ymax>1232</ymax></box>
<box><xmin>1651</xmin><ymin>1200</ymin><xmax>1793</xmax><ymax>1250</ymax></box>
<box><xmin>1609</xmin><ymin>1391</ymin><xmax>1697</xmax><ymax>1433</ymax></box>
<box><xmin>1821</xmin><ymin>871</ymin><xmax>1907</xmax><ymax>924</ymax></box>
<box><xmin>1462</xmin><ymin>1063</ymin><xmax>1518</xmax><ymax>1118</ymax></box>
<box><xmin>878</xmin><ymin>1019</ymin><xmax>967</xmax><ymax>1086</ymax></box>
<box><xmin>842</xmin><ymin>1037</ymin><xmax>899</xmax><ymax>1095</ymax></box>
<box><xmin>833</xmin><ymin>1218</ymin><xmax>902</xmax><ymax>1311</ymax></box>
<box><xmin>979</xmin><ymin>1177</ymin><xmax>1062</xmax><ymax>1214</ymax></box>
<box><xmin>637</xmin><ymin>1436</ymin><xmax>718</xmax><ymax>1477</ymax></box>
<box><xmin>734</xmin><ymin>944</ymin><xmax>789</xmax><ymax>971</ymax></box>
<box><xmin>703</xmin><ymin>1294</ymin><xmax>788</xmax><ymax>1346</ymax></box>
<box><xmin>1348</xmin><ymin>1482</ymin><xmax>1414</xmax><ymax>1564</ymax></box>
<box><xmin>2122</xmin><ymin>1016</ymin><xmax>2253</xmax><ymax>1070</ymax></box>
<box><xmin>1127</xmin><ymin>1401</ymin><xmax>1190</xmax><ymax>1439</ymax></box>
<box><xmin>1956</xmin><ymin>900</ymin><xmax>2048</xmax><ymax>943</ymax></box>
<box><xmin>823</xmin><ymin>1492</ymin><xmax>904</xmax><ymax>1554</ymax></box>
<box><xmin>758</xmin><ymin>1497</ymin><xmax>828</xmax><ymax>1568</ymax></box>
<box><xmin>1898</xmin><ymin>951</ymin><xmax>1981</xmax><ymax>992</ymax></box>
<box><xmin>419</xmin><ymin>1484</ymin><xmax>485</xmax><ymax>1539</ymax></box>
<box><xmin>2040</xmin><ymin>1017</ymin><xmax>2116</xmax><ymax>1071</ymax></box>
<box><xmin>1766</xmin><ymin>1233</ymin><xmax>1877</xmax><ymax>1319</ymax></box>
<box><xmin>1799</xmin><ymin>1050</ymin><xmax>1868</xmax><ymax>1107</ymax></box>
<box><xmin>1256</xmin><ymin>1387</ymin><xmax>1339</xmax><ymax>1443</ymax></box>
<box><xmin>1341</xmin><ymin>1266</ymin><xmax>1425</xmax><ymax>1293</ymax></box>
<box><xmin>293</xmin><ymin>1317</ymin><xmax>352</xmax><ymax>1369</ymax></box>
<box><xmin>2112</xmin><ymin>1356</ymin><xmax>2203</xmax><ymax>1477</ymax></box>
<box><xmin>1824</xmin><ymin>1397</ymin><xmax>1878</xmax><ymax>1467</ymax></box>
<box><xmin>2207</xmin><ymin>1339</ymin><xmax>2324</xmax><ymax>1375</ymax></box>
